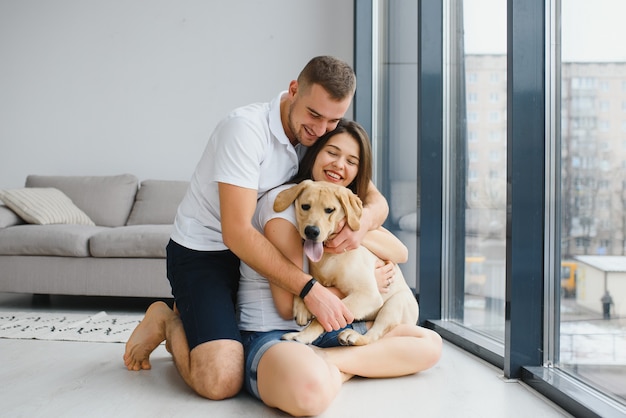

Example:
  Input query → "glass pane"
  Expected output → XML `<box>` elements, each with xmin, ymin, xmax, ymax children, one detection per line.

<box><xmin>381</xmin><ymin>1</ymin><xmax>419</xmax><ymax>293</ymax></box>
<box><xmin>559</xmin><ymin>0</ymin><xmax>626</xmax><ymax>404</ymax></box>
<box><xmin>447</xmin><ymin>0</ymin><xmax>507</xmax><ymax>342</ymax></box>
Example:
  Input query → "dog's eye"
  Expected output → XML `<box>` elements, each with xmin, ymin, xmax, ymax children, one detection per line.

<box><xmin>325</xmin><ymin>208</ymin><xmax>335</xmax><ymax>214</ymax></box>
<box><xmin>301</xmin><ymin>204</ymin><xmax>311</xmax><ymax>211</ymax></box>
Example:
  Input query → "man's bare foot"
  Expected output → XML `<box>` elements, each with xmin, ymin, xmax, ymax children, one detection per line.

<box><xmin>123</xmin><ymin>301</ymin><xmax>172</xmax><ymax>371</ymax></box>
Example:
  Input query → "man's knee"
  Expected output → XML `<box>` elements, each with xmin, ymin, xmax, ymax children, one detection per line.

<box><xmin>190</xmin><ymin>340</ymin><xmax>244</xmax><ymax>400</ymax></box>
<box><xmin>192</xmin><ymin>366</ymin><xmax>243</xmax><ymax>400</ymax></box>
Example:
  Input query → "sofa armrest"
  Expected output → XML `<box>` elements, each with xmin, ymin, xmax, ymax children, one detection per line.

<box><xmin>0</xmin><ymin>205</ymin><xmax>24</xmax><ymax>228</ymax></box>
<box><xmin>398</xmin><ymin>210</ymin><xmax>419</xmax><ymax>233</ymax></box>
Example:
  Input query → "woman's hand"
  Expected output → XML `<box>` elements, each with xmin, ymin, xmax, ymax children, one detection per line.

<box><xmin>374</xmin><ymin>259</ymin><xmax>396</xmax><ymax>294</ymax></box>
<box><xmin>325</xmin><ymin>224</ymin><xmax>367</xmax><ymax>254</ymax></box>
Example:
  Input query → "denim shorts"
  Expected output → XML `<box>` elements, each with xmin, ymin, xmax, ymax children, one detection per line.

<box><xmin>241</xmin><ymin>322</ymin><xmax>368</xmax><ymax>399</ymax></box>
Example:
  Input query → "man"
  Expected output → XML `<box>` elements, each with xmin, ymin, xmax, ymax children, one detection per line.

<box><xmin>123</xmin><ymin>56</ymin><xmax>390</xmax><ymax>400</ymax></box>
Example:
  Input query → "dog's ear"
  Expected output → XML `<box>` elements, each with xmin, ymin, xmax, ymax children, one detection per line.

<box><xmin>337</xmin><ymin>188</ymin><xmax>363</xmax><ymax>231</ymax></box>
<box><xmin>273</xmin><ymin>180</ymin><xmax>313</xmax><ymax>212</ymax></box>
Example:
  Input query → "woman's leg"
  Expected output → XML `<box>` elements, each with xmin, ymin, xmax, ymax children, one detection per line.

<box><xmin>253</xmin><ymin>325</ymin><xmax>441</xmax><ymax>416</ymax></box>
<box><xmin>320</xmin><ymin>324</ymin><xmax>442</xmax><ymax>378</ymax></box>
<box><xmin>256</xmin><ymin>341</ymin><xmax>343</xmax><ymax>417</ymax></box>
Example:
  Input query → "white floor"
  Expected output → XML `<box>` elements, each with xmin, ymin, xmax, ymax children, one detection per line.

<box><xmin>0</xmin><ymin>293</ymin><xmax>572</xmax><ymax>418</ymax></box>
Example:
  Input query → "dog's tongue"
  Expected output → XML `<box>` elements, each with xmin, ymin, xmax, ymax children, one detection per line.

<box><xmin>304</xmin><ymin>240</ymin><xmax>324</xmax><ymax>262</ymax></box>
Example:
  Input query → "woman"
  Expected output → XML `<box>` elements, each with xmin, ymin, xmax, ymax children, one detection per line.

<box><xmin>238</xmin><ymin>119</ymin><xmax>442</xmax><ymax>416</ymax></box>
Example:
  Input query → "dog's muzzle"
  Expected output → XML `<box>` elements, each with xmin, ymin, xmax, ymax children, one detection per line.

<box><xmin>304</xmin><ymin>225</ymin><xmax>320</xmax><ymax>240</ymax></box>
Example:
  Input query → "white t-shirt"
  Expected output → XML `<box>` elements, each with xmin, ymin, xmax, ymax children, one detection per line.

<box><xmin>237</xmin><ymin>184</ymin><xmax>305</xmax><ymax>332</ymax></box>
<box><xmin>171</xmin><ymin>92</ymin><xmax>307</xmax><ymax>251</ymax></box>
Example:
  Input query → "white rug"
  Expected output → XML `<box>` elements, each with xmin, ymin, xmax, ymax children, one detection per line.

<box><xmin>0</xmin><ymin>311</ymin><xmax>144</xmax><ymax>343</ymax></box>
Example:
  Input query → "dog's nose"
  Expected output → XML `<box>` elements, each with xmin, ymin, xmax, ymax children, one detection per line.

<box><xmin>304</xmin><ymin>225</ymin><xmax>320</xmax><ymax>240</ymax></box>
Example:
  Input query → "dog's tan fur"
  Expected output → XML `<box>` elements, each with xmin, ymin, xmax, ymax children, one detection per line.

<box><xmin>273</xmin><ymin>180</ymin><xmax>419</xmax><ymax>346</ymax></box>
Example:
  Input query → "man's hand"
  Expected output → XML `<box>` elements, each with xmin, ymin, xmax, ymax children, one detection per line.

<box><xmin>302</xmin><ymin>282</ymin><xmax>354</xmax><ymax>331</ymax></box>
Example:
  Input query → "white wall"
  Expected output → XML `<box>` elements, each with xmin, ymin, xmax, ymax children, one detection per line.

<box><xmin>0</xmin><ymin>1</ymin><xmax>354</xmax><ymax>188</ymax></box>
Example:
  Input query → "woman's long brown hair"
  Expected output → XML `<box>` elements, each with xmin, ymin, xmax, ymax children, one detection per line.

<box><xmin>290</xmin><ymin>119</ymin><xmax>373</xmax><ymax>202</ymax></box>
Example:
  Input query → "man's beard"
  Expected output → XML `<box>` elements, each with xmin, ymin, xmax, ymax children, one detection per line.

<box><xmin>287</xmin><ymin>102</ymin><xmax>302</xmax><ymax>145</ymax></box>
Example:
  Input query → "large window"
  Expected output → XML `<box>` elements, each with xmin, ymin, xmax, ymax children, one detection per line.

<box><xmin>356</xmin><ymin>0</ymin><xmax>626</xmax><ymax>415</ymax></box>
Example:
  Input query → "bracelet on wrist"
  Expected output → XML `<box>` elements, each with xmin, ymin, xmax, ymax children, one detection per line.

<box><xmin>299</xmin><ymin>278</ymin><xmax>317</xmax><ymax>299</ymax></box>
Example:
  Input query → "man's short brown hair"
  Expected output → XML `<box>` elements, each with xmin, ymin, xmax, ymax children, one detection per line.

<box><xmin>297</xmin><ymin>56</ymin><xmax>356</xmax><ymax>101</ymax></box>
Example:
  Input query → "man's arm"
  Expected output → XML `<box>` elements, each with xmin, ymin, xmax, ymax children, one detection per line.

<box><xmin>264</xmin><ymin>217</ymin><xmax>303</xmax><ymax>320</ymax></box>
<box><xmin>219</xmin><ymin>182</ymin><xmax>354</xmax><ymax>331</ymax></box>
<box><xmin>361</xmin><ymin>179</ymin><xmax>390</xmax><ymax>229</ymax></box>
<box><xmin>325</xmin><ymin>180</ymin><xmax>389</xmax><ymax>252</ymax></box>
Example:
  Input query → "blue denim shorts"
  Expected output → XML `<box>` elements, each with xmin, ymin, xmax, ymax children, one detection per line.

<box><xmin>241</xmin><ymin>322</ymin><xmax>368</xmax><ymax>399</ymax></box>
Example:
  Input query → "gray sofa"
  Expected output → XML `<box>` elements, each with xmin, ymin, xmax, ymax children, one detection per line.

<box><xmin>0</xmin><ymin>174</ymin><xmax>188</xmax><ymax>298</ymax></box>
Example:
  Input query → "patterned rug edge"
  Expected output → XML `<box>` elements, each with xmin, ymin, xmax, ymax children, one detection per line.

<box><xmin>0</xmin><ymin>311</ymin><xmax>144</xmax><ymax>343</ymax></box>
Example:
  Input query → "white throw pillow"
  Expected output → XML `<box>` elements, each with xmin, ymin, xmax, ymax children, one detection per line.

<box><xmin>0</xmin><ymin>188</ymin><xmax>95</xmax><ymax>226</ymax></box>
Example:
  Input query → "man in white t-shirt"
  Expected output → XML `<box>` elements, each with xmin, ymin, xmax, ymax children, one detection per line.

<box><xmin>123</xmin><ymin>56</ymin><xmax>389</xmax><ymax>400</ymax></box>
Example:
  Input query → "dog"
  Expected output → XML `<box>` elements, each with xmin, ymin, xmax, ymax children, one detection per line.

<box><xmin>273</xmin><ymin>179</ymin><xmax>419</xmax><ymax>346</ymax></box>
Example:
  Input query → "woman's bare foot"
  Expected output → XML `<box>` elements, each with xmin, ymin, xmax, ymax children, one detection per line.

<box><xmin>123</xmin><ymin>301</ymin><xmax>173</xmax><ymax>371</ymax></box>
<box><xmin>309</xmin><ymin>345</ymin><xmax>354</xmax><ymax>383</ymax></box>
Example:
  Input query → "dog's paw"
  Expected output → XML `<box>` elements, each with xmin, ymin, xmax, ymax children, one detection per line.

<box><xmin>281</xmin><ymin>331</ymin><xmax>300</xmax><ymax>341</ymax></box>
<box><xmin>294</xmin><ymin>311</ymin><xmax>313</xmax><ymax>326</ymax></box>
<box><xmin>338</xmin><ymin>329</ymin><xmax>367</xmax><ymax>346</ymax></box>
<box><xmin>292</xmin><ymin>297</ymin><xmax>313</xmax><ymax>326</ymax></box>
<box><xmin>281</xmin><ymin>331</ymin><xmax>316</xmax><ymax>345</ymax></box>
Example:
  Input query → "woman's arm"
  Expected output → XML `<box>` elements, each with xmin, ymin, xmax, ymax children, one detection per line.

<box><xmin>361</xmin><ymin>226</ymin><xmax>408</xmax><ymax>264</ymax></box>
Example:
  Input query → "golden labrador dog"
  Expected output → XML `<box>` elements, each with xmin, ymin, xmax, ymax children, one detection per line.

<box><xmin>273</xmin><ymin>180</ymin><xmax>419</xmax><ymax>346</ymax></box>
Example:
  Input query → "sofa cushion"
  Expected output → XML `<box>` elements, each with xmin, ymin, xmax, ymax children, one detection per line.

<box><xmin>25</xmin><ymin>174</ymin><xmax>138</xmax><ymax>227</ymax></box>
<box><xmin>89</xmin><ymin>225</ymin><xmax>172</xmax><ymax>258</ymax></box>
<box><xmin>126</xmin><ymin>180</ymin><xmax>188</xmax><ymax>225</ymax></box>
<box><xmin>0</xmin><ymin>188</ymin><xmax>95</xmax><ymax>226</ymax></box>
<box><xmin>0</xmin><ymin>224</ymin><xmax>107</xmax><ymax>256</ymax></box>
<box><xmin>0</xmin><ymin>205</ymin><xmax>24</xmax><ymax>228</ymax></box>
